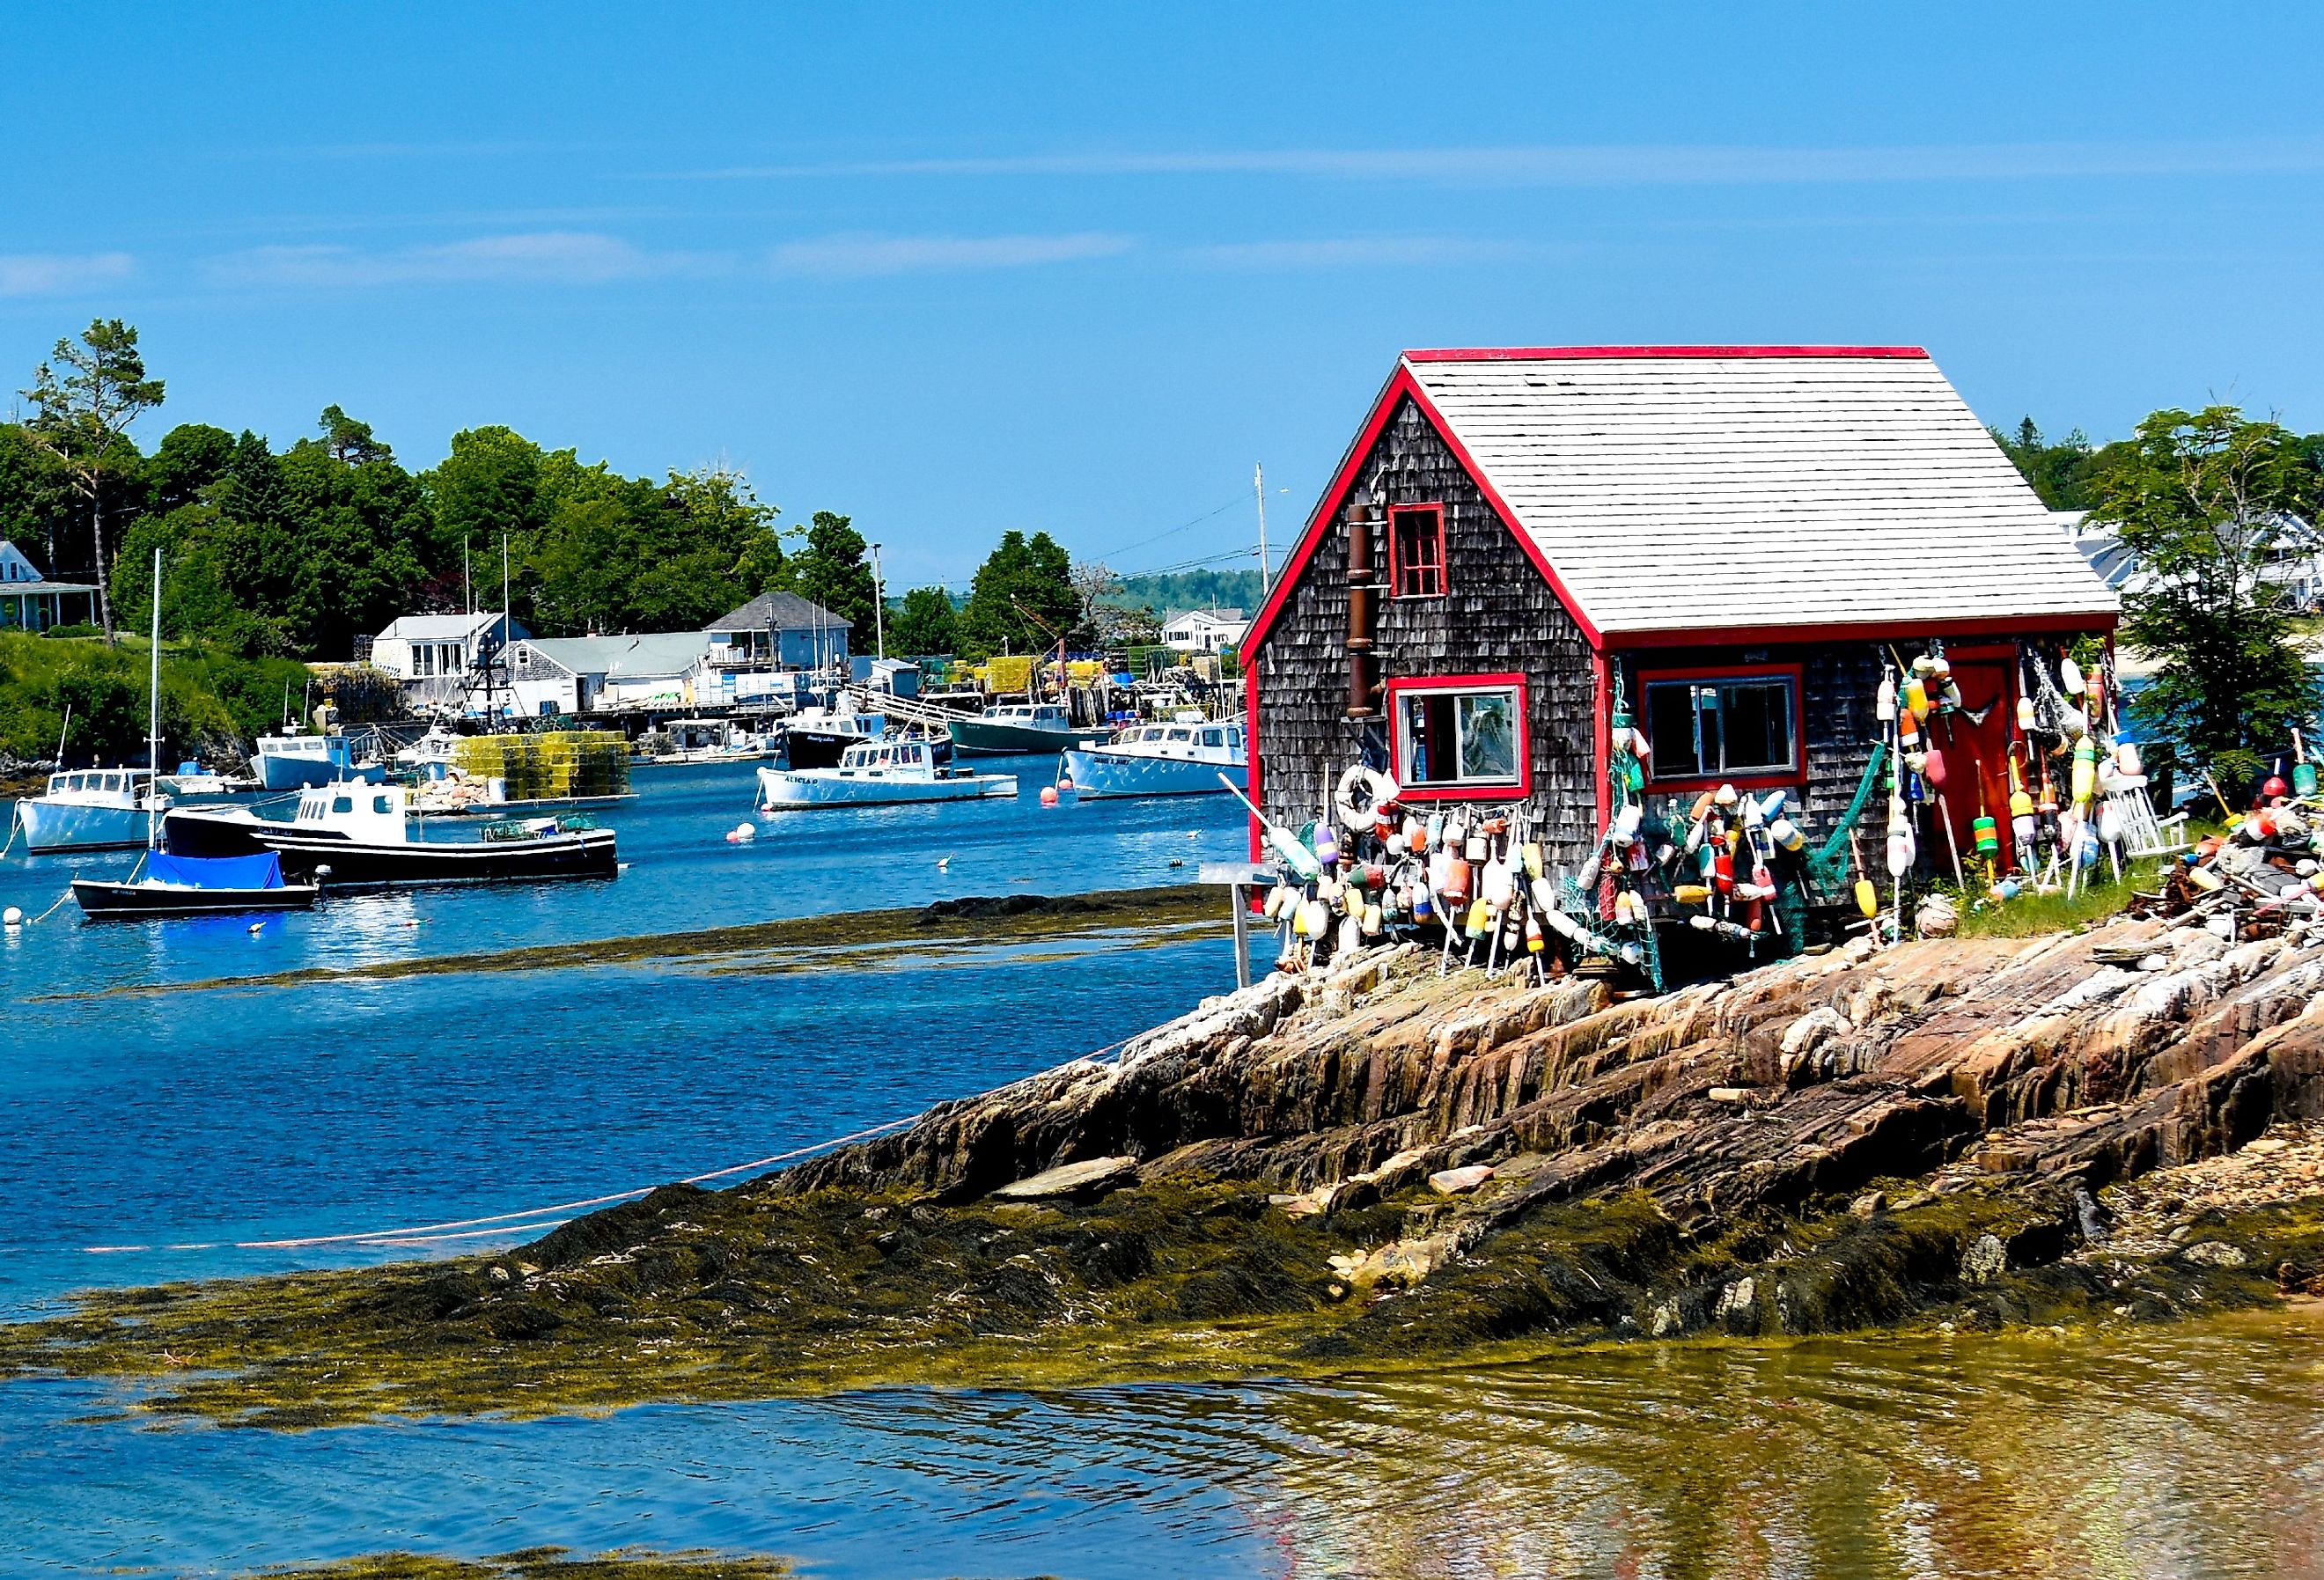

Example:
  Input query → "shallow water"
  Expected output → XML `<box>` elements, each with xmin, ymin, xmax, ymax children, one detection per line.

<box><xmin>0</xmin><ymin>760</ymin><xmax>1251</xmax><ymax>1310</ymax></box>
<box><xmin>6</xmin><ymin>1311</ymin><xmax>2321</xmax><ymax>1578</ymax></box>
<box><xmin>8</xmin><ymin>762</ymin><xmax>2323</xmax><ymax>1578</ymax></box>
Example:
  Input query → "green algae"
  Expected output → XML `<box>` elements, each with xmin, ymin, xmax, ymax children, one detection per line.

<box><xmin>10</xmin><ymin>1163</ymin><xmax>2312</xmax><ymax>1431</ymax></box>
<box><xmin>40</xmin><ymin>886</ymin><xmax>1226</xmax><ymax>1001</ymax></box>
<box><xmin>242</xmin><ymin>1549</ymin><xmax>792</xmax><ymax>1580</ymax></box>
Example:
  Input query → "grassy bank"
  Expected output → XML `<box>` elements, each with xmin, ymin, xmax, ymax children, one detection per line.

<box><xmin>0</xmin><ymin>630</ymin><xmax>310</xmax><ymax>771</ymax></box>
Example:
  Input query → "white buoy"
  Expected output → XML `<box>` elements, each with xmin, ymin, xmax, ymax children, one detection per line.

<box><xmin>727</xmin><ymin>822</ymin><xmax>756</xmax><ymax>843</ymax></box>
<box><xmin>3</xmin><ymin>907</ymin><xmax>21</xmax><ymax>927</ymax></box>
<box><xmin>937</xmin><ymin>856</ymin><xmax>951</xmax><ymax>869</ymax></box>
<box><xmin>246</xmin><ymin>921</ymin><xmax>264</xmax><ymax>935</ymax></box>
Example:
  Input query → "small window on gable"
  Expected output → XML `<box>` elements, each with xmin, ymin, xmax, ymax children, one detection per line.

<box><xmin>1390</xmin><ymin>505</ymin><xmax>1446</xmax><ymax>599</ymax></box>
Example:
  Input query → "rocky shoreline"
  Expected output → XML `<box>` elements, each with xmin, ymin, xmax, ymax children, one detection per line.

<box><xmin>9</xmin><ymin>902</ymin><xmax>2324</xmax><ymax>1427</ymax></box>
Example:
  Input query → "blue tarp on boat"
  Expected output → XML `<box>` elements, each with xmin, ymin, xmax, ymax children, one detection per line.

<box><xmin>149</xmin><ymin>850</ymin><xmax>287</xmax><ymax>890</ymax></box>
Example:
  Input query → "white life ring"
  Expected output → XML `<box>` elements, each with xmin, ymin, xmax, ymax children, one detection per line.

<box><xmin>1336</xmin><ymin>764</ymin><xmax>1401</xmax><ymax>831</ymax></box>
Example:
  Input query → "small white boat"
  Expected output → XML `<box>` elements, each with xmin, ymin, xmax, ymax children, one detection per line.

<box><xmin>756</xmin><ymin>739</ymin><xmax>1016</xmax><ymax>809</ymax></box>
<box><xmin>1060</xmin><ymin>720</ymin><xmax>1248</xmax><ymax>798</ymax></box>
<box><xmin>12</xmin><ymin>768</ymin><xmax>168</xmax><ymax>852</ymax></box>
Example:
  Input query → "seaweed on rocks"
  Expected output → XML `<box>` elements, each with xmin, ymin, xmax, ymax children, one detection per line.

<box><xmin>14</xmin><ymin>912</ymin><xmax>2324</xmax><ymax>1427</ymax></box>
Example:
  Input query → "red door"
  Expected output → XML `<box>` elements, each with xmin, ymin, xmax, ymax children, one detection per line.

<box><xmin>1935</xmin><ymin>650</ymin><xmax>2019</xmax><ymax>878</ymax></box>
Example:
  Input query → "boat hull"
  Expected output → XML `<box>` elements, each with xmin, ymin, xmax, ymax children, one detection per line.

<box><xmin>257</xmin><ymin>754</ymin><xmax>386</xmax><ymax>791</ymax></box>
<box><xmin>947</xmin><ymin>718</ymin><xmax>1096</xmax><ymax>755</ymax></box>
<box><xmin>250</xmin><ymin>827</ymin><xmax>621</xmax><ymax>886</ymax></box>
<box><xmin>755</xmin><ymin>766</ymin><xmax>1017</xmax><ymax>808</ymax></box>
<box><xmin>15</xmin><ymin>798</ymin><xmax>157</xmax><ymax>853</ymax></box>
<box><xmin>1058</xmin><ymin>749</ymin><xmax>1247</xmax><ymax>799</ymax></box>
<box><xmin>72</xmin><ymin>878</ymin><xmax>320</xmax><ymax>918</ymax></box>
<box><xmin>161</xmin><ymin>807</ymin><xmax>271</xmax><ymax>858</ymax></box>
<box><xmin>781</xmin><ymin>729</ymin><xmax>866</xmax><ymax>770</ymax></box>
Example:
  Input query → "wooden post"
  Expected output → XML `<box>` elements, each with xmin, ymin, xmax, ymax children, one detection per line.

<box><xmin>1231</xmin><ymin>882</ymin><xmax>1251</xmax><ymax>988</ymax></box>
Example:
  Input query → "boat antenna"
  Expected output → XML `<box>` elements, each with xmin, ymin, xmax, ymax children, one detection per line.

<box><xmin>145</xmin><ymin>545</ymin><xmax>162</xmax><ymax>852</ymax></box>
<box><xmin>54</xmin><ymin>701</ymin><xmax>72</xmax><ymax>769</ymax></box>
<box><xmin>464</xmin><ymin>534</ymin><xmax>473</xmax><ymax>618</ymax></box>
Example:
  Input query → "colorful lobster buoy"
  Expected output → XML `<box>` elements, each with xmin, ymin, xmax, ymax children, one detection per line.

<box><xmin>1920</xmin><ymin>744</ymin><xmax>1947</xmax><ymax>790</ymax></box>
<box><xmin>2060</xmin><ymin>656</ymin><xmax>2085</xmax><ymax>696</ymax></box>
<box><xmin>2016</xmin><ymin>694</ymin><xmax>2037</xmax><ymax>732</ymax></box>
<box><xmin>1973</xmin><ymin>812</ymin><xmax>2000</xmax><ymax>862</ymax></box>
<box><xmin>1903</xmin><ymin>673</ymin><xmax>1931</xmax><ymax>722</ymax></box>
<box><xmin>1877</xmin><ymin>672</ymin><xmax>1898</xmax><ymax>724</ymax></box>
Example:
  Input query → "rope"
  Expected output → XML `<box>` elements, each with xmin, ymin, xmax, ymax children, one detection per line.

<box><xmin>89</xmin><ymin>1032</ymin><xmax>1142</xmax><ymax>1257</ymax></box>
<box><xmin>27</xmin><ymin>886</ymin><xmax>73</xmax><ymax>925</ymax></box>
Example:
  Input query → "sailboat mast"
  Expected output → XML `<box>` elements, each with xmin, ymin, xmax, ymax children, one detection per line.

<box><xmin>1254</xmin><ymin>462</ymin><xmax>1270</xmax><ymax>592</ymax></box>
<box><xmin>146</xmin><ymin>546</ymin><xmax>162</xmax><ymax>850</ymax></box>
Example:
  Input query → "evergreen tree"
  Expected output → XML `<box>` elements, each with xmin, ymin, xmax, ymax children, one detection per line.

<box><xmin>886</xmin><ymin>585</ymin><xmax>959</xmax><ymax>655</ymax></box>
<box><xmin>786</xmin><ymin>511</ymin><xmax>877</xmax><ymax>640</ymax></box>
<box><xmin>960</xmin><ymin>529</ymin><xmax>1077</xmax><ymax>658</ymax></box>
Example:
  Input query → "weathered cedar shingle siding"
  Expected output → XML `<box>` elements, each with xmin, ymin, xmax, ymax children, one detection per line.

<box><xmin>1254</xmin><ymin>397</ymin><xmax>1601</xmax><ymax>870</ymax></box>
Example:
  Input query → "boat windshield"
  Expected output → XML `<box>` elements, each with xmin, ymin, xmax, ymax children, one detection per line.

<box><xmin>1166</xmin><ymin>728</ymin><xmax>1193</xmax><ymax>742</ymax></box>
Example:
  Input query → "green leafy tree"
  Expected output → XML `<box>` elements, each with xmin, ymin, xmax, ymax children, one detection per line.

<box><xmin>786</xmin><ymin>511</ymin><xmax>877</xmax><ymax>640</ymax></box>
<box><xmin>1990</xmin><ymin>417</ymin><xmax>2114</xmax><ymax>511</ymax></box>
<box><xmin>19</xmin><ymin>319</ymin><xmax>165</xmax><ymax>642</ymax></box>
<box><xmin>422</xmin><ymin>425</ymin><xmax>548</xmax><ymax>606</ymax></box>
<box><xmin>960</xmin><ymin>529</ymin><xmax>1077</xmax><ymax>658</ymax></box>
<box><xmin>887</xmin><ymin>585</ymin><xmax>960</xmax><ymax>655</ymax></box>
<box><xmin>0</xmin><ymin>423</ymin><xmax>72</xmax><ymax>568</ymax></box>
<box><xmin>2087</xmin><ymin>405</ymin><xmax>2321</xmax><ymax>780</ymax></box>
<box><xmin>145</xmin><ymin>423</ymin><xmax>237</xmax><ymax>513</ymax></box>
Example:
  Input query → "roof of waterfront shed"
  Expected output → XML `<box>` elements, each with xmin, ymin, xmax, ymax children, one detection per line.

<box><xmin>708</xmin><ymin>591</ymin><xmax>851</xmax><ymax>635</ymax></box>
<box><xmin>518</xmin><ymin>630</ymin><xmax>711</xmax><ymax>680</ymax></box>
<box><xmin>1247</xmin><ymin>345</ymin><xmax>2120</xmax><ymax>651</ymax></box>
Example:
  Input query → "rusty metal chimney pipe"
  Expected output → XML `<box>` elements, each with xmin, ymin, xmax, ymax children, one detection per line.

<box><xmin>1345</xmin><ymin>503</ymin><xmax>1378</xmax><ymax>719</ymax></box>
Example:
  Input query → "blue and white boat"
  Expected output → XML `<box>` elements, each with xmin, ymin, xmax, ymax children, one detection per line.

<box><xmin>756</xmin><ymin>739</ymin><xmax>1016</xmax><ymax>809</ymax></box>
<box><xmin>12</xmin><ymin>768</ymin><xmax>167</xmax><ymax>852</ymax></box>
<box><xmin>254</xmin><ymin>731</ymin><xmax>386</xmax><ymax>791</ymax></box>
<box><xmin>1058</xmin><ymin>720</ymin><xmax>1247</xmax><ymax>799</ymax></box>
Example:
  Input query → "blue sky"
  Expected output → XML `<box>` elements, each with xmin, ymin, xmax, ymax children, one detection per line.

<box><xmin>5</xmin><ymin>4</ymin><xmax>2322</xmax><ymax>589</ymax></box>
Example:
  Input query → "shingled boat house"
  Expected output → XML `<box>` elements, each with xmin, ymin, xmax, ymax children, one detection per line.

<box><xmin>1240</xmin><ymin>344</ymin><xmax>2122</xmax><ymax>879</ymax></box>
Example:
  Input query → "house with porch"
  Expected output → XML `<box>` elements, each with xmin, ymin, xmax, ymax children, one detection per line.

<box><xmin>0</xmin><ymin>540</ymin><xmax>99</xmax><ymax>631</ymax></box>
<box><xmin>1240</xmin><ymin>344</ymin><xmax>2121</xmax><ymax>878</ymax></box>
<box><xmin>705</xmin><ymin>592</ymin><xmax>852</xmax><ymax>672</ymax></box>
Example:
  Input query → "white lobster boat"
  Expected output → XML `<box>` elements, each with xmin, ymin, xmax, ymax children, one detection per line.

<box><xmin>12</xmin><ymin>768</ymin><xmax>167</xmax><ymax>852</ymax></box>
<box><xmin>1059</xmin><ymin>720</ymin><xmax>1247</xmax><ymax>798</ymax></box>
<box><xmin>756</xmin><ymin>739</ymin><xmax>1016</xmax><ymax>809</ymax></box>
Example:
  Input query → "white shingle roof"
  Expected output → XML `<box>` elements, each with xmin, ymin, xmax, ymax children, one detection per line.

<box><xmin>1402</xmin><ymin>347</ymin><xmax>2119</xmax><ymax>637</ymax></box>
<box><xmin>378</xmin><ymin>612</ymin><xmax>518</xmax><ymax>642</ymax></box>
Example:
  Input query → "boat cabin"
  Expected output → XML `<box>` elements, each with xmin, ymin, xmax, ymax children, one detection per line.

<box><xmin>1114</xmin><ymin>721</ymin><xmax>1246</xmax><ymax>759</ymax></box>
<box><xmin>291</xmin><ymin>782</ymin><xmax>411</xmax><ymax>842</ymax></box>
<box><xmin>835</xmin><ymin>739</ymin><xmax>940</xmax><ymax>776</ymax></box>
<box><xmin>989</xmin><ymin>703</ymin><xmax>1071</xmax><ymax>724</ymax></box>
<box><xmin>39</xmin><ymin>768</ymin><xmax>156</xmax><ymax>808</ymax></box>
<box><xmin>1242</xmin><ymin>345</ymin><xmax>2121</xmax><ymax>875</ymax></box>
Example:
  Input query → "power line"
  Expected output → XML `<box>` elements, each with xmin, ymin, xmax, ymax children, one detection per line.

<box><xmin>1092</xmin><ymin>492</ymin><xmax>1247</xmax><ymax>562</ymax></box>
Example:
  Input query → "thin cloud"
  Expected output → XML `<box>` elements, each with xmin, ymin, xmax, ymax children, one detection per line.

<box><xmin>766</xmin><ymin>231</ymin><xmax>1133</xmax><ymax>277</ymax></box>
<box><xmin>1185</xmin><ymin>237</ymin><xmax>1533</xmax><ymax>270</ymax></box>
<box><xmin>680</xmin><ymin>136</ymin><xmax>2324</xmax><ymax>187</ymax></box>
<box><xmin>209</xmin><ymin>231</ymin><xmax>721</xmax><ymax>288</ymax></box>
<box><xmin>0</xmin><ymin>252</ymin><xmax>134</xmax><ymax>297</ymax></box>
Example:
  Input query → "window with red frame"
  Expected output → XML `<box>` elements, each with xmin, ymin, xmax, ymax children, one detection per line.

<box><xmin>1390</xmin><ymin>505</ymin><xmax>1445</xmax><ymax>599</ymax></box>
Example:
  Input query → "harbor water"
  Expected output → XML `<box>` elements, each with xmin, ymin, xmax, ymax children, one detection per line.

<box><xmin>5</xmin><ymin>760</ymin><xmax>2323</xmax><ymax>1577</ymax></box>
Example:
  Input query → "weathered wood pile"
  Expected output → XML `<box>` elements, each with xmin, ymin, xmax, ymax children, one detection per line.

<box><xmin>787</xmin><ymin>910</ymin><xmax>2324</xmax><ymax>1235</ymax></box>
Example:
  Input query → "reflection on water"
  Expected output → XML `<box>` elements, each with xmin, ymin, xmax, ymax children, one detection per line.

<box><xmin>6</xmin><ymin>1310</ymin><xmax>2320</xmax><ymax>1578</ymax></box>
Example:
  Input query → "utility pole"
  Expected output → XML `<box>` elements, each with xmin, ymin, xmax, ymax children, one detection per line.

<box><xmin>1254</xmin><ymin>463</ymin><xmax>1271</xmax><ymax>594</ymax></box>
<box><xmin>870</xmin><ymin>541</ymin><xmax>886</xmax><ymax>659</ymax></box>
<box><xmin>498</xmin><ymin>532</ymin><xmax>510</xmax><ymax>724</ymax></box>
<box><xmin>464</xmin><ymin>536</ymin><xmax>472</xmax><ymax>618</ymax></box>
